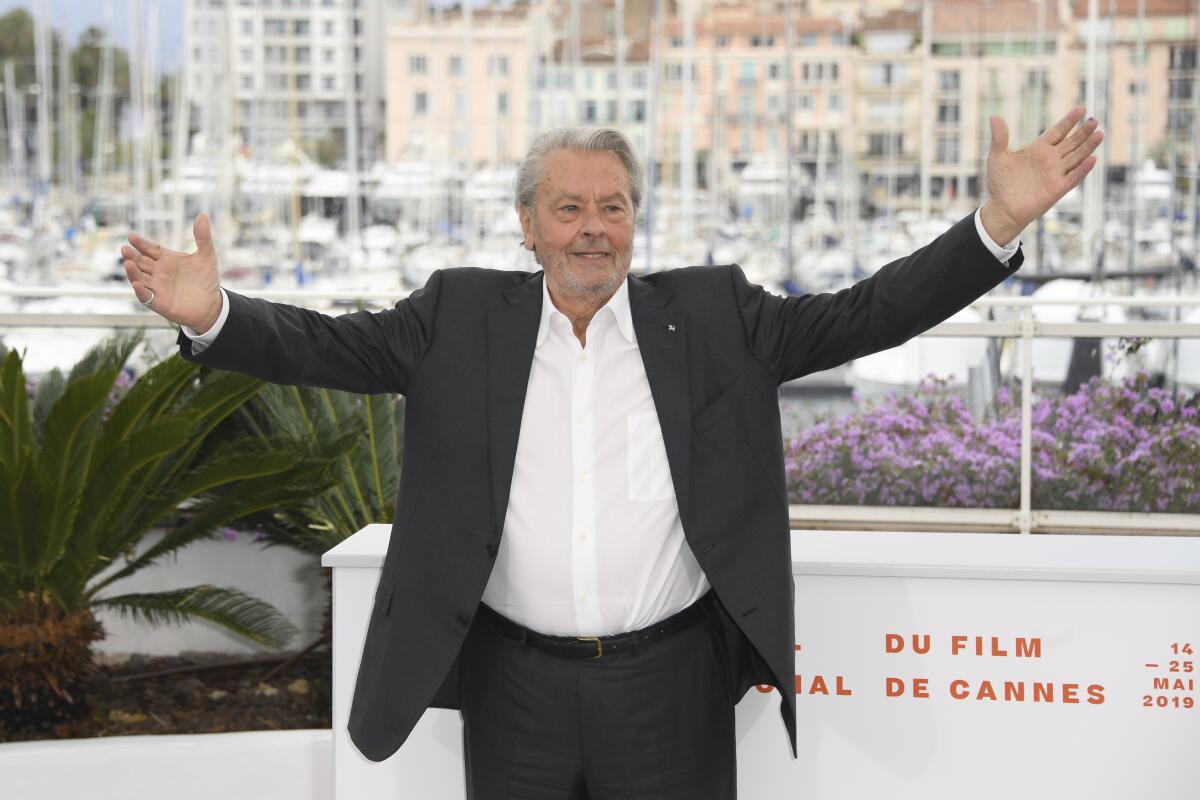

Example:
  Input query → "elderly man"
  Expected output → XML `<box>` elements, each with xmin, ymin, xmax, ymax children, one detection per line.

<box><xmin>122</xmin><ymin>107</ymin><xmax>1102</xmax><ymax>799</ymax></box>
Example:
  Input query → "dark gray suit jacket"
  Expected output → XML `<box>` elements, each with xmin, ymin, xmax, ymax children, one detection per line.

<box><xmin>179</xmin><ymin>209</ymin><xmax>1022</xmax><ymax>762</ymax></box>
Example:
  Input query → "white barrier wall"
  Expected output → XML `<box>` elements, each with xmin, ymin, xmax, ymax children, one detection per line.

<box><xmin>323</xmin><ymin>527</ymin><xmax>1200</xmax><ymax>800</ymax></box>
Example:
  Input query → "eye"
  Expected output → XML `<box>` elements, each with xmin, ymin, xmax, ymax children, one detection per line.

<box><xmin>561</xmin><ymin>205</ymin><xmax>578</xmax><ymax>212</ymax></box>
<box><xmin>606</xmin><ymin>205</ymin><xmax>622</xmax><ymax>213</ymax></box>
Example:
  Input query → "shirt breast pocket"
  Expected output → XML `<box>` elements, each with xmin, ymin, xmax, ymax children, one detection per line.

<box><xmin>627</xmin><ymin>412</ymin><xmax>675</xmax><ymax>502</ymax></box>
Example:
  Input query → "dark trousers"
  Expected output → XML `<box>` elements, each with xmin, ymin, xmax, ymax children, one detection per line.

<box><xmin>459</xmin><ymin>597</ymin><xmax>737</xmax><ymax>799</ymax></box>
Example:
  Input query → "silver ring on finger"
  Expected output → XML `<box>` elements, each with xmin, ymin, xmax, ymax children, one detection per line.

<box><xmin>139</xmin><ymin>290</ymin><xmax>156</xmax><ymax>306</ymax></box>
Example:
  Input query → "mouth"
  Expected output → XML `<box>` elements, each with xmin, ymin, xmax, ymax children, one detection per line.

<box><xmin>571</xmin><ymin>252</ymin><xmax>611</xmax><ymax>260</ymax></box>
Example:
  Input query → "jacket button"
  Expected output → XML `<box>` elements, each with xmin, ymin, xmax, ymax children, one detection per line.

<box><xmin>457</xmin><ymin>614</ymin><xmax>471</xmax><ymax>627</ymax></box>
<box><xmin>484</xmin><ymin>544</ymin><xmax>497</xmax><ymax>558</ymax></box>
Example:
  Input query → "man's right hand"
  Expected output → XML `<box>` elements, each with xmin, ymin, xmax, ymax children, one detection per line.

<box><xmin>122</xmin><ymin>212</ymin><xmax>223</xmax><ymax>334</ymax></box>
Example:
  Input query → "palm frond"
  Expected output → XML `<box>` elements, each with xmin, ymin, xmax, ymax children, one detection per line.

<box><xmin>90</xmin><ymin>585</ymin><xmax>299</xmax><ymax>650</ymax></box>
<box><xmin>65</xmin><ymin>329</ymin><xmax>143</xmax><ymax>386</ymax></box>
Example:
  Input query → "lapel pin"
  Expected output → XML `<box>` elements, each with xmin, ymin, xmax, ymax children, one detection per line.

<box><xmin>666</xmin><ymin>323</ymin><xmax>676</xmax><ymax>333</ymax></box>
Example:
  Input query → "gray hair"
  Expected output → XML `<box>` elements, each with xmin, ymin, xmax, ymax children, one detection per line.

<box><xmin>513</xmin><ymin>127</ymin><xmax>644</xmax><ymax>216</ymax></box>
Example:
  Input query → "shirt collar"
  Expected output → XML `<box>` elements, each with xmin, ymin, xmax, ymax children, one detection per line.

<box><xmin>536</xmin><ymin>273</ymin><xmax>635</xmax><ymax>348</ymax></box>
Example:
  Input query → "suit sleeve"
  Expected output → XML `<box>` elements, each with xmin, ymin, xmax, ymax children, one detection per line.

<box><xmin>176</xmin><ymin>269</ymin><xmax>442</xmax><ymax>395</ymax></box>
<box><xmin>733</xmin><ymin>210</ymin><xmax>1023</xmax><ymax>385</ymax></box>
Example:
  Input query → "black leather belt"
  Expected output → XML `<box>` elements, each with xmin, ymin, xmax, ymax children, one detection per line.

<box><xmin>474</xmin><ymin>592</ymin><xmax>714</xmax><ymax>660</ymax></box>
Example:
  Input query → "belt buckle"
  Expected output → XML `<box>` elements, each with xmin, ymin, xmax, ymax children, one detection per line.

<box><xmin>576</xmin><ymin>636</ymin><xmax>603</xmax><ymax>660</ymax></box>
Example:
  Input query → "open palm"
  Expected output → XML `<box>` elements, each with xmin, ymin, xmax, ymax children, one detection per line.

<box><xmin>985</xmin><ymin>106</ymin><xmax>1103</xmax><ymax>235</ymax></box>
<box><xmin>122</xmin><ymin>213</ymin><xmax>224</xmax><ymax>333</ymax></box>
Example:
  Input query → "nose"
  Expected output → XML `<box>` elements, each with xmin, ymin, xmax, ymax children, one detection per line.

<box><xmin>579</xmin><ymin>206</ymin><xmax>606</xmax><ymax>238</ymax></box>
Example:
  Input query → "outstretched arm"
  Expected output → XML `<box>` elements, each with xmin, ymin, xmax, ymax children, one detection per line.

<box><xmin>979</xmin><ymin>105</ymin><xmax>1104</xmax><ymax>245</ymax></box>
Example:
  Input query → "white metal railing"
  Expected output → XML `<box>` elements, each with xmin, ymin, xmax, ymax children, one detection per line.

<box><xmin>3</xmin><ymin>289</ymin><xmax>1199</xmax><ymax>536</ymax></box>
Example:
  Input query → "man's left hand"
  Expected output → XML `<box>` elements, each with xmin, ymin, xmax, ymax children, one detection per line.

<box><xmin>980</xmin><ymin>105</ymin><xmax>1104</xmax><ymax>245</ymax></box>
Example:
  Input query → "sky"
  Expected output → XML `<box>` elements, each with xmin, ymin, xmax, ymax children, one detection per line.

<box><xmin>0</xmin><ymin>0</ymin><xmax>185</xmax><ymax>73</ymax></box>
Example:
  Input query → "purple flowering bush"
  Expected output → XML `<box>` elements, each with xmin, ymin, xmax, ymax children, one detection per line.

<box><xmin>785</xmin><ymin>373</ymin><xmax>1200</xmax><ymax>513</ymax></box>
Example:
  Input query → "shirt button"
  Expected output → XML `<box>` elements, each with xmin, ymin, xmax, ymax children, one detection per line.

<box><xmin>579</xmin><ymin>471</ymin><xmax>588</xmax><ymax>482</ymax></box>
<box><xmin>579</xmin><ymin>352</ymin><xmax>588</xmax><ymax>362</ymax></box>
<box><xmin>578</xmin><ymin>532</ymin><xmax>588</xmax><ymax>542</ymax></box>
<box><xmin>456</xmin><ymin>614</ymin><xmax>471</xmax><ymax>627</ymax></box>
<box><xmin>484</xmin><ymin>544</ymin><xmax>497</xmax><ymax>557</ymax></box>
<box><xmin>578</xmin><ymin>593</ymin><xmax>588</xmax><ymax>602</ymax></box>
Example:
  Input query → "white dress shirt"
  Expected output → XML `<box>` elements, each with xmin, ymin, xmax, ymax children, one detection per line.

<box><xmin>183</xmin><ymin>209</ymin><xmax>1020</xmax><ymax>636</ymax></box>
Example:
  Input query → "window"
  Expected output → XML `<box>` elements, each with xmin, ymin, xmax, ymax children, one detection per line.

<box><xmin>938</xmin><ymin>70</ymin><xmax>960</xmax><ymax>93</ymax></box>
<box><xmin>1170</xmin><ymin>45</ymin><xmax>1196</xmax><ymax>71</ymax></box>
<box><xmin>323</xmin><ymin>20</ymin><xmax>335</xmax><ymax>36</ymax></box>
<box><xmin>766</xmin><ymin>94</ymin><xmax>781</xmax><ymax>115</ymax></box>
<box><xmin>937</xmin><ymin>102</ymin><xmax>959</xmax><ymax>124</ymax></box>
<box><xmin>497</xmin><ymin>91</ymin><xmax>508</xmax><ymax>115</ymax></box>
<box><xmin>630</xmin><ymin>71</ymin><xmax>646</xmax><ymax>89</ymax></box>
<box><xmin>414</xmin><ymin>91</ymin><xmax>427</xmax><ymax>115</ymax></box>
<box><xmin>410</xmin><ymin>55</ymin><xmax>426</xmax><ymax>74</ymax></box>
<box><xmin>448</xmin><ymin>55</ymin><xmax>462</xmax><ymax>75</ymax></box>
<box><xmin>830</xmin><ymin>63</ymin><xmax>838</xmax><ymax>81</ymax></box>
<box><xmin>488</xmin><ymin>55</ymin><xmax>509</xmax><ymax>76</ymax></box>
<box><xmin>797</xmin><ymin>93</ymin><xmax>813</xmax><ymax>111</ymax></box>
<box><xmin>239</xmin><ymin>74</ymin><xmax>254</xmax><ymax>89</ymax></box>
<box><xmin>295</xmin><ymin>46</ymin><xmax>311</xmax><ymax>64</ymax></box>
<box><xmin>737</xmin><ymin>93</ymin><xmax>754</xmax><ymax>117</ymax></box>
<box><xmin>827</xmin><ymin>92</ymin><xmax>841</xmax><ymax>111</ymax></box>
<box><xmin>240</xmin><ymin>19</ymin><xmax>253</xmax><ymax>35</ymax></box>
<box><xmin>1169</xmin><ymin>78</ymin><xmax>1193</xmax><ymax>100</ymax></box>
<box><xmin>295</xmin><ymin>74</ymin><xmax>310</xmax><ymax>90</ymax></box>
<box><xmin>716</xmin><ymin>35</ymin><xmax>729</xmax><ymax>47</ymax></box>
<box><xmin>936</xmin><ymin>135</ymin><xmax>959</xmax><ymax>163</ymax></box>
<box><xmin>583</xmin><ymin>100</ymin><xmax>597</xmax><ymax>121</ymax></box>
<box><xmin>265</xmin><ymin>19</ymin><xmax>286</xmax><ymax>35</ymax></box>
<box><xmin>323</xmin><ymin>48</ymin><xmax>334</xmax><ymax>63</ymax></box>
<box><xmin>1128</xmin><ymin>81</ymin><xmax>1147</xmax><ymax>96</ymax></box>
<box><xmin>738</xmin><ymin>62</ymin><xmax>755</xmax><ymax>85</ymax></box>
<box><xmin>293</xmin><ymin>20</ymin><xmax>309</xmax><ymax>34</ymax></box>
<box><xmin>768</xmin><ymin>62</ymin><xmax>781</xmax><ymax>80</ymax></box>
<box><xmin>630</xmin><ymin>99</ymin><xmax>646</xmax><ymax>121</ymax></box>
<box><xmin>606</xmin><ymin>99</ymin><xmax>616</xmax><ymax>121</ymax></box>
<box><xmin>322</xmin><ymin>75</ymin><xmax>336</xmax><ymax>90</ymax></box>
<box><xmin>666</xmin><ymin>63</ymin><xmax>682</xmax><ymax>82</ymax></box>
<box><xmin>607</xmin><ymin>71</ymin><xmax>617</xmax><ymax>89</ymax></box>
<box><xmin>867</xmin><ymin>133</ymin><xmax>902</xmax><ymax>156</ymax></box>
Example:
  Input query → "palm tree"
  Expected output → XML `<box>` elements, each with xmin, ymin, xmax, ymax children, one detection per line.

<box><xmin>0</xmin><ymin>331</ymin><xmax>356</xmax><ymax>733</ymax></box>
<box><xmin>220</xmin><ymin>384</ymin><xmax>404</xmax><ymax>671</ymax></box>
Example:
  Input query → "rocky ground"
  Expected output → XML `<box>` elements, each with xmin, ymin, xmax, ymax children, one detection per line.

<box><xmin>1</xmin><ymin>650</ymin><xmax>331</xmax><ymax>742</ymax></box>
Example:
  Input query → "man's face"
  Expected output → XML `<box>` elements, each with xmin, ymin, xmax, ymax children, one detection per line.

<box><xmin>518</xmin><ymin>148</ymin><xmax>636</xmax><ymax>303</ymax></box>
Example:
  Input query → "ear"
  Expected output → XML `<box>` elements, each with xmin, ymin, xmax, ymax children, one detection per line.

<box><xmin>517</xmin><ymin>205</ymin><xmax>535</xmax><ymax>251</ymax></box>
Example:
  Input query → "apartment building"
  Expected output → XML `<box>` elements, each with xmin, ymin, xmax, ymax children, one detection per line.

<box><xmin>656</xmin><ymin>4</ymin><xmax>850</xmax><ymax>194</ymax></box>
<box><xmin>1067</xmin><ymin>0</ymin><xmax>1198</xmax><ymax>177</ymax></box>
<box><xmin>184</xmin><ymin>0</ymin><xmax>396</xmax><ymax>165</ymax></box>
<box><xmin>384</xmin><ymin>6</ymin><xmax>534</xmax><ymax>165</ymax></box>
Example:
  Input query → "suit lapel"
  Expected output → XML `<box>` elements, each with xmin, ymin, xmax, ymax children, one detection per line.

<box><xmin>628</xmin><ymin>275</ymin><xmax>692</xmax><ymax>525</ymax></box>
<box><xmin>487</xmin><ymin>272</ymin><xmax>543</xmax><ymax>535</ymax></box>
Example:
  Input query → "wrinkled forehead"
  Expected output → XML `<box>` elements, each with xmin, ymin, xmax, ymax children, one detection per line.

<box><xmin>536</xmin><ymin>149</ymin><xmax>633</xmax><ymax>206</ymax></box>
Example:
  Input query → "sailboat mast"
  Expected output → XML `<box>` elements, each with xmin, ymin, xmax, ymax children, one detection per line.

<box><xmin>919</xmin><ymin>0</ymin><xmax>931</xmax><ymax>222</ymax></box>
<box><xmin>32</xmin><ymin>0</ymin><xmax>52</xmax><ymax>195</ymax></box>
<box><xmin>1126</xmin><ymin>0</ymin><xmax>1145</xmax><ymax>274</ymax></box>
<box><xmin>1083</xmin><ymin>0</ymin><xmax>1098</xmax><ymax>278</ymax></box>
<box><xmin>6</xmin><ymin>61</ymin><xmax>26</xmax><ymax>186</ymax></box>
<box><xmin>128</xmin><ymin>0</ymin><xmax>147</xmax><ymax>233</ymax></box>
<box><xmin>91</xmin><ymin>0</ymin><xmax>115</xmax><ymax>206</ymax></box>
<box><xmin>681</xmin><ymin>0</ymin><xmax>695</xmax><ymax>247</ymax></box>
<box><xmin>784</xmin><ymin>0</ymin><xmax>795</xmax><ymax>284</ymax></box>
<box><xmin>343</xmin><ymin>0</ymin><xmax>362</xmax><ymax>248</ymax></box>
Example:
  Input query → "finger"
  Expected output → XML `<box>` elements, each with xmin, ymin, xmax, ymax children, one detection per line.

<box><xmin>1044</xmin><ymin>105</ymin><xmax>1087</xmax><ymax>145</ymax></box>
<box><xmin>124</xmin><ymin>261</ymin><xmax>154</xmax><ymax>303</ymax></box>
<box><xmin>127</xmin><ymin>232</ymin><xmax>162</xmax><ymax>261</ymax></box>
<box><xmin>1058</xmin><ymin>117</ymin><xmax>1098</xmax><ymax>153</ymax></box>
<box><xmin>194</xmin><ymin>213</ymin><xmax>215</xmax><ymax>256</ymax></box>
<box><xmin>121</xmin><ymin>244</ymin><xmax>154</xmax><ymax>275</ymax></box>
<box><xmin>989</xmin><ymin>116</ymin><xmax>1009</xmax><ymax>155</ymax></box>
<box><xmin>1063</xmin><ymin>130</ymin><xmax>1104</xmax><ymax>173</ymax></box>
<box><xmin>1062</xmin><ymin>154</ymin><xmax>1097</xmax><ymax>190</ymax></box>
